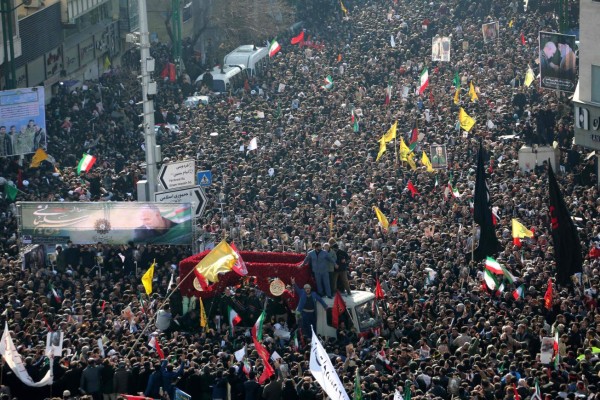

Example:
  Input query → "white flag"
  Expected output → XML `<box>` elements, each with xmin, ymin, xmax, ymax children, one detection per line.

<box><xmin>97</xmin><ymin>338</ymin><xmax>105</xmax><ymax>358</ymax></box>
<box><xmin>309</xmin><ymin>328</ymin><xmax>349</xmax><ymax>400</ymax></box>
<box><xmin>390</xmin><ymin>35</ymin><xmax>396</xmax><ymax>48</ymax></box>
<box><xmin>0</xmin><ymin>323</ymin><xmax>54</xmax><ymax>387</ymax></box>
<box><xmin>248</xmin><ymin>138</ymin><xmax>258</xmax><ymax>152</ymax></box>
<box><xmin>234</xmin><ymin>346</ymin><xmax>246</xmax><ymax>362</ymax></box>
<box><xmin>394</xmin><ymin>389</ymin><xmax>404</xmax><ymax>400</ymax></box>
<box><xmin>271</xmin><ymin>350</ymin><xmax>282</xmax><ymax>361</ymax></box>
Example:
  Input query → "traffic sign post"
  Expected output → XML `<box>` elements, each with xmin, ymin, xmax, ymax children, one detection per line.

<box><xmin>154</xmin><ymin>186</ymin><xmax>208</xmax><ymax>218</ymax></box>
<box><xmin>158</xmin><ymin>160</ymin><xmax>196</xmax><ymax>191</ymax></box>
<box><xmin>197</xmin><ymin>170</ymin><xmax>212</xmax><ymax>187</ymax></box>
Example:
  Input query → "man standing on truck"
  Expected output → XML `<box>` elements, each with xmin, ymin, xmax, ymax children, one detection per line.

<box><xmin>291</xmin><ymin>277</ymin><xmax>329</xmax><ymax>339</ymax></box>
<box><xmin>303</xmin><ymin>241</ymin><xmax>335</xmax><ymax>298</ymax></box>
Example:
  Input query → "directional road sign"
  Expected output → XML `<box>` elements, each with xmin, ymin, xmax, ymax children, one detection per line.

<box><xmin>158</xmin><ymin>160</ymin><xmax>196</xmax><ymax>190</ymax></box>
<box><xmin>154</xmin><ymin>186</ymin><xmax>208</xmax><ymax>218</ymax></box>
<box><xmin>197</xmin><ymin>170</ymin><xmax>212</xmax><ymax>187</ymax></box>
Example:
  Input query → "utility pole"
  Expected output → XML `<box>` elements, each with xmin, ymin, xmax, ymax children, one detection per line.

<box><xmin>172</xmin><ymin>0</ymin><xmax>182</xmax><ymax>77</ymax></box>
<box><xmin>0</xmin><ymin>0</ymin><xmax>17</xmax><ymax>89</ymax></box>
<box><xmin>138</xmin><ymin>0</ymin><xmax>158</xmax><ymax>198</ymax></box>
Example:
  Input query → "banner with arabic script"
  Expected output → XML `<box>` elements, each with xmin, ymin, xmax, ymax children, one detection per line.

<box><xmin>17</xmin><ymin>202</ymin><xmax>192</xmax><ymax>245</ymax></box>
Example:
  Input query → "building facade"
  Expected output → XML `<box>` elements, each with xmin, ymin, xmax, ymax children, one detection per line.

<box><xmin>573</xmin><ymin>0</ymin><xmax>600</xmax><ymax>186</ymax></box>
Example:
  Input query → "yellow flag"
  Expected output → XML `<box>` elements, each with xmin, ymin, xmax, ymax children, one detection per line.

<box><xmin>421</xmin><ymin>151</ymin><xmax>434</xmax><ymax>172</ymax></box>
<box><xmin>194</xmin><ymin>240</ymin><xmax>238</xmax><ymax>283</ymax></box>
<box><xmin>406</xmin><ymin>153</ymin><xmax>417</xmax><ymax>171</ymax></box>
<box><xmin>512</xmin><ymin>219</ymin><xmax>534</xmax><ymax>239</ymax></box>
<box><xmin>453</xmin><ymin>88</ymin><xmax>460</xmax><ymax>105</ymax></box>
<box><xmin>524</xmin><ymin>67</ymin><xmax>535</xmax><ymax>87</ymax></box>
<box><xmin>104</xmin><ymin>55</ymin><xmax>111</xmax><ymax>70</ymax></box>
<box><xmin>339</xmin><ymin>0</ymin><xmax>348</xmax><ymax>15</ymax></box>
<box><xmin>30</xmin><ymin>148</ymin><xmax>48</xmax><ymax>168</ymax></box>
<box><xmin>141</xmin><ymin>261</ymin><xmax>155</xmax><ymax>295</ymax></box>
<box><xmin>508</xmin><ymin>19</ymin><xmax>514</xmax><ymax>28</ymax></box>
<box><xmin>399</xmin><ymin>138</ymin><xmax>411</xmax><ymax>161</ymax></box>
<box><xmin>376</xmin><ymin>138</ymin><xmax>387</xmax><ymax>161</ymax></box>
<box><xmin>381</xmin><ymin>121</ymin><xmax>397</xmax><ymax>143</ymax></box>
<box><xmin>373</xmin><ymin>206</ymin><xmax>389</xmax><ymax>231</ymax></box>
<box><xmin>199</xmin><ymin>296</ymin><xmax>208</xmax><ymax>328</ymax></box>
<box><xmin>469</xmin><ymin>81</ymin><xmax>478</xmax><ymax>102</ymax></box>
<box><xmin>458</xmin><ymin>108</ymin><xmax>475</xmax><ymax>132</ymax></box>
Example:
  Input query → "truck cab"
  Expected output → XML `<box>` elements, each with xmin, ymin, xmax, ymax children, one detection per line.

<box><xmin>316</xmin><ymin>291</ymin><xmax>382</xmax><ymax>338</ymax></box>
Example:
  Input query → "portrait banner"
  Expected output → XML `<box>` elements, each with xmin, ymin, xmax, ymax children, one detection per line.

<box><xmin>432</xmin><ymin>36</ymin><xmax>451</xmax><ymax>62</ymax></box>
<box><xmin>482</xmin><ymin>21</ymin><xmax>499</xmax><ymax>43</ymax></box>
<box><xmin>539</xmin><ymin>31</ymin><xmax>577</xmax><ymax>92</ymax></box>
<box><xmin>0</xmin><ymin>87</ymin><xmax>47</xmax><ymax>157</ymax></box>
<box><xmin>430</xmin><ymin>144</ymin><xmax>448</xmax><ymax>169</ymax></box>
<box><xmin>17</xmin><ymin>202</ymin><xmax>193</xmax><ymax>245</ymax></box>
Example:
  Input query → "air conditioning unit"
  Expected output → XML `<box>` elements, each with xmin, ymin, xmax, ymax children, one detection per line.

<box><xmin>23</xmin><ymin>0</ymin><xmax>41</xmax><ymax>8</ymax></box>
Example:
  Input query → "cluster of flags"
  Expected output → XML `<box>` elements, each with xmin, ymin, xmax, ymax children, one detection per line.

<box><xmin>483</xmin><ymin>257</ymin><xmax>522</xmax><ymax>299</ymax></box>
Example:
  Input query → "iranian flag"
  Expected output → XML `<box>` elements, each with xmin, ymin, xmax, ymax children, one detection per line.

<box><xmin>77</xmin><ymin>153</ymin><xmax>97</xmax><ymax>175</ymax></box>
<box><xmin>148</xmin><ymin>336</ymin><xmax>165</xmax><ymax>360</ymax></box>
<box><xmin>228</xmin><ymin>306</ymin><xmax>241</xmax><ymax>335</ymax></box>
<box><xmin>251</xmin><ymin>311</ymin><xmax>274</xmax><ymax>383</ymax></box>
<box><xmin>418</xmin><ymin>67</ymin><xmax>429</xmax><ymax>94</ymax></box>
<box><xmin>512</xmin><ymin>285</ymin><xmax>525</xmax><ymax>300</ymax></box>
<box><xmin>485</xmin><ymin>257</ymin><xmax>503</xmax><ymax>275</ymax></box>
<box><xmin>384</xmin><ymin>81</ymin><xmax>392</xmax><ymax>105</ymax></box>
<box><xmin>49</xmin><ymin>283</ymin><xmax>62</xmax><ymax>303</ymax></box>
<box><xmin>269</xmin><ymin>39</ymin><xmax>281</xmax><ymax>57</ymax></box>
<box><xmin>483</xmin><ymin>269</ymin><xmax>499</xmax><ymax>291</ymax></box>
<box><xmin>292</xmin><ymin>330</ymin><xmax>299</xmax><ymax>352</ymax></box>
<box><xmin>448</xmin><ymin>182</ymin><xmax>461</xmax><ymax>198</ymax></box>
<box><xmin>252</xmin><ymin>310</ymin><xmax>266</xmax><ymax>341</ymax></box>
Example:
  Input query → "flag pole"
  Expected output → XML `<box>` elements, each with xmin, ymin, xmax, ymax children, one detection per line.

<box><xmin>125</xmin><ymin>264</ymin><xmax>201</xmax><ymax>359</ymax></box>
<box><xmin>394</xmin><ymin>137</ymin><xmax>398</xmax><ymax>166</ymax></box>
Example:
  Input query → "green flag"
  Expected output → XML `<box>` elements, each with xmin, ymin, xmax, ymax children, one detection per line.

<box><xmin>453</xmin><ymin>71</ymin><xmax>461</xmax><ymax>88</ymax></box>
<box><xmin>354</xmin><ymin>372</ymin><xmax>363</xmax><ymax>400</ymax></box>
<box><xmin>404</xmin><ymin>380</ymin><xmax>412</xmax><ymax>400</ymax></box>
<box><xmin>3</xmin><ymin>184</ymin><xmax>17</xmax><ymax>201</ymax></box>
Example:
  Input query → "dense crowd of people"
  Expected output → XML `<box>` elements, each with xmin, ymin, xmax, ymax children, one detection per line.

<box><xmin>1</xmin><ymin>0</ymin><xmax>599</xmax><ymax>399</ymax></box>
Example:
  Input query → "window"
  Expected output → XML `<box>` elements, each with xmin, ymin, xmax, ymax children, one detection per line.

<box><xmin>592</xmin><ymin>65</ymin><xmax>600</xmax><ymax>103</ymax></box>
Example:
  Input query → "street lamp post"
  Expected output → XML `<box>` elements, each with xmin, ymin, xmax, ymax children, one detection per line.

<box><xmin>138</xmin><ymin>0</ymin><xmax>158</xmax><ymax>198</ymax></box>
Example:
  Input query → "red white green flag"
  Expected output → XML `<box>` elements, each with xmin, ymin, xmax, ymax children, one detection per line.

<box><xmin>512</xmin><ymin>284</ymin><xmax>525</xmax><ymax>300</ymax></box>
<box><xmin>77</xmin><ymin>153</ymin><xmax>96</xmax><ymax>175</ymax></box>
<box><xmin>485</xmin><ymin>257</ymin><xmax>503</xmax><ymax>274</ymax></box>
<box><xmin>228</xmin><ymin>306</ymin><xmax>241</xmax><ymax>336</ymax></box>
<box><xmin>269</xmin><ymin>39</ymin><xmax>281</xmax><ymax>57</ymax></box>
<box><xmin>418</xmin><ymin>67</ymin><xmax>429</xmax><ymax>94</ymax></box>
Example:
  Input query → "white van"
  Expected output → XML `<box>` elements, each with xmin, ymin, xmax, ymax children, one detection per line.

<box><xmin>194</xmin><ymin>65</ymin><xmax>248</xmax><ymax>93</ymax></box>
<box><xmin>316</xmin><ymin>291</ymin><xmax>383</xmax><ymax>338</ymax></box>
<box><xmin>223</xmin><ymin>45</ymin><xmax>269</xmax><ymax>77</ymax></box>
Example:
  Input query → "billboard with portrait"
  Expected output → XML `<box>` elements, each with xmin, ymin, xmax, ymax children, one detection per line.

<box><xmin>482</xmin><ymin>22</ymin><xmax>499</xmax><ymax>43</ymax></box>
<box><xmin>17</xmin><ymin>202</ymin><xmax>193</xmax><ymax>245</ymax></box>
<box><xmin>432</xmin><ymin>36</ymin><xmax>451</xmax><ymax>62</ymax></box>
<box><xmin>539</xmin><ymin>31</ymin><xmax>577</xmax><ymax>92</ymax></box>
<box><xmin>430</xmin><ymin>144</ymin><xmax>448</xmax><ymax>169</ymax></box>
<box><xmin>0</xmin><ymin>87</ymin><xmax>46</xmax><ymax>157</ymax></box>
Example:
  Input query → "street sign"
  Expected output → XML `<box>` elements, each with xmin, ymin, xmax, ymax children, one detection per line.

<box><xmin>197</xmin><ymin>170</ymin><xmax>212</xmax><ymax>187</ymax></box>
<box><xmin>158</xmin><ymin>160</ymin><xmax>196</xmax><ymax>190</ymax></box>
<box><xmin>154</xmin><ymin>186</ymin><xmax>208</xmax><ymax>218</ymax></box>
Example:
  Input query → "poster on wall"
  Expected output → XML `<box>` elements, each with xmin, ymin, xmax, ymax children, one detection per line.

<box><xmin>18</xmin><ymin>202</ymin><xmax>193</xmax><ymax>245</ymax></box>
<box><xmin>539</xmin><ymin>31</ymin><xmax>577</xmax><ymax>92</ymax></box>
<box><xmin>0</xmin><ymin>87</ymin><xmax>46</xmax><ymax>157</ymax></box>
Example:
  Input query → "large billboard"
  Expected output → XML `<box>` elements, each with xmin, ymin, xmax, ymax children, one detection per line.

<box><xmin>0</xmin><ymin>87</ymin><xmax>47</xmax><ymax>157</ymax></box>
<box><xmin>17</xmin><ymin>202</ymin><xmax>192</xmax><ymax>245</ymax></box>
<box><xmin>539</xmin><ymin>31</ymin><xmax>577</xmax><ymax>92</ymax></box>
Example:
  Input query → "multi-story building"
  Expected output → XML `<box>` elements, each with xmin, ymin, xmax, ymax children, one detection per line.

<box><xmin>573</xmin><ymin>0</ymin><xmax>600</xmax><ymax>186</ymax></box>
<box><xmin>1</xmin><ymin>0</ymin><xmax>123</xmax><ymax>100</ymax></box>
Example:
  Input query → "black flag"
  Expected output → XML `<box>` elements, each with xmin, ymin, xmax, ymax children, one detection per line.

<box><xmin>547</xmin><ymin>162</ymin><xmax>583</xmax><ymax>285</ymax></box>
<box><xmin>473</xmin><ymin>141</ymin><xmax>500</xmax><ymax>261</ymax></box>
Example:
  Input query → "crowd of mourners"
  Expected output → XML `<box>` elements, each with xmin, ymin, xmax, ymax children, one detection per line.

<box><xmin>1</xmin><ymin>0</ymin><xmax>600</xmax><ymax>399</ymax></box>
